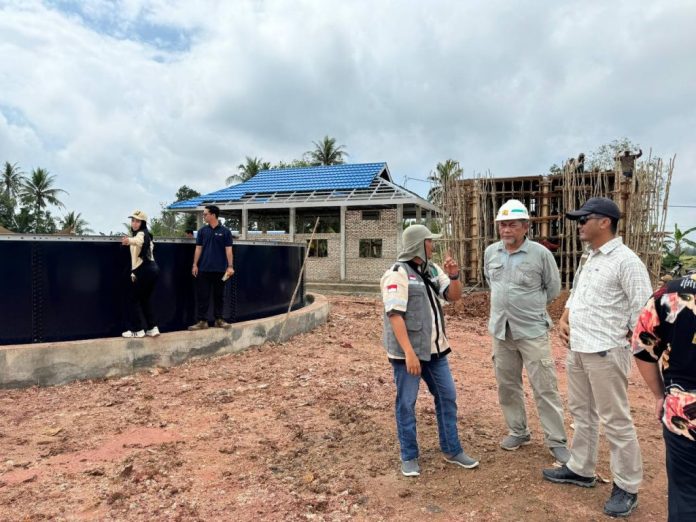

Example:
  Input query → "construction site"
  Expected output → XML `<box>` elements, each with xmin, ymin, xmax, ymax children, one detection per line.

<box><xmin>441</xmin><ymin>153</ymin><xmax>675</xmax><ymax>288</ymax></box>
<box><xmin>0</xmin><ymin>152</ymin><xmax>676</xmax><ymax>521</ymax></box>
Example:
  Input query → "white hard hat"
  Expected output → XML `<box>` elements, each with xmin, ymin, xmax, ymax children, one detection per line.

<box><xmin>495</xmin><ymin>199</ymin><xmax>530</xmax><ymax>221</ymax></box>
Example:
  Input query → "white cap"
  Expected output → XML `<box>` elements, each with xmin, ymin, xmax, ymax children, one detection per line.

<box><xmin>495</xmin><ymin>199</ymin><xmax>530</xmax><ymax>221</ymax></box>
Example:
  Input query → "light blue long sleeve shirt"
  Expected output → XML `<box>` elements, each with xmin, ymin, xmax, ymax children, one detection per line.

<box><xmin>484</xmin><ymin>238</ymin><xmax>561</xmax><ymax>341</ymax></box>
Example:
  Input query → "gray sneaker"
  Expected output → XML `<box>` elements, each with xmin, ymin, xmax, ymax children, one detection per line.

<box><xmin>444</xmin><ymin>451</ymin><xmax>479</xmax><ymax>469</ymax></box>
<box><xmin>500</xmin><ymin>434</ymin><xmax>532</xmax><ymax>451</ymax></box>
<box><xmin>604</xmin><ymin>482</ymin><xmax>638</xmax><ymax>517</ymax></box>
<box><xmin>401</xmin><ymin>458</ymin><xmax>420</xmax><ymax>477</ymax></box>
<box><xmin>550</xmin><ymin>446</ymin><xmax>571</xmax><ymax>464</ymax></box>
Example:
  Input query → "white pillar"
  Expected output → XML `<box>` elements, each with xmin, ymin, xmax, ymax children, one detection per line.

<box><xmin>196</xmin><ymin>211</ymin><xmax>203</xmax><ymax>229</ymax></box>
<box><xmin>241</xmin><ymin>207</ymin><xmax>248</xmax><ymax>240</ymax></box>
<box><xmin>396</xmin><ymin>204</ymin><xmax>404</xmax><ymax>254</ymax></box>
<box><xmin>340</xmin><ymin>206</ymin><xmax>346</xmax><ymax>281</ymax></box>
<box><xmin>426</xmin><ymin>210</ymin><xmax>432</xmax><ymax>228</ymax></box>
<box><xmin>415</xmin><ymin>206</ymin><xmax>422</xmax><ymax>223</ymax></box>
<box><xmin>289</xmin><ymin>208</ymin><xmax>296</xmax><ymax>242</ymax></box>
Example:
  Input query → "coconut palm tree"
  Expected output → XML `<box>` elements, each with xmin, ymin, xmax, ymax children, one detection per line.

<box><xmin>307</xmin><ymin>136</ymin><xmax>347</xmax><ymax>166</ymax></box>
<box><xmin>60</xmin><ymin>211</ymin><xmax>93</xmax><ymax>235</ymax></box>
<box><xmin>2</xmin><ymin>161</ymin><xmax>25</xmax><ymax>200</ymax></box>
<box><xmin>226</xmin><ymin>157</ymin><xmax>270</xmax><ymax>185</ymax></box>
<box><xmin>427</xmin><ymin>159</ymin><xmax>463</xmax><ymax>207</ymax></box>
<box><xmin>19</xmin><ymin>168</ymin><xmax>67</xmax><ymax>232</ymax></box>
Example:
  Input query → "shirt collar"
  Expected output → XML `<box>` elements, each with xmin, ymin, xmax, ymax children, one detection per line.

<box><xmin>591</xmin><ymin>236</ymin><xmax>623</xmax><ymax>255</ymax></box>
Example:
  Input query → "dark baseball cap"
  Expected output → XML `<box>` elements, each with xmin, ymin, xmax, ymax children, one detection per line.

<box><xmin>566</xmin><ymin>197</ymin><xmax>621</xmax><ymax>220</ymax></box>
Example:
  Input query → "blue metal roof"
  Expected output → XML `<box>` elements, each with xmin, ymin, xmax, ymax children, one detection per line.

<box><xmin>169</xmin><ymin>162</ymin><xmax>388</xmax><ymax>209</ymax></box>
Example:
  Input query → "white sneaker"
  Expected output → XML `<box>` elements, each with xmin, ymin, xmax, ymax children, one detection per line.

<box><xmin>122</xmin><ymin>330</ymin><xmax>145</xmax><ymax>338</ymax></box>
<box><xmin>145</xmin><ymin>327</ymin><xmax>160</xmax><ymax>337</ymax></box>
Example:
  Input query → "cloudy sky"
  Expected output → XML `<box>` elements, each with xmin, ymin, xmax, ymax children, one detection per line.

<box><xmin>1</xmin><ymin>0</ymin><xmax>694</xmax><ymax>234</ymax></box>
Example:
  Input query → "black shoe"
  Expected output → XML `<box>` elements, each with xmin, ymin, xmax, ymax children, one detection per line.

<box><xmin>604</xmin><ymin>483</ymin><xmax>638</xmax><ymax>517</ymax></box>
<box><xmin>542</xmin><ymin>464</ymin><xmax>596</xmax><ymax>488</ymax></box>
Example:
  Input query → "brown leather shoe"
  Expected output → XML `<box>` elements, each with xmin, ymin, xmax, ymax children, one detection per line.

<box><xmin>214</xmin><ymin>319</ymin><xmax>231</xmax><ymax>329</ymax></box>
<box><xmin>188</xmin><ymin>320</ymin><xmax>209</xmax><ymax>331</ymax></box>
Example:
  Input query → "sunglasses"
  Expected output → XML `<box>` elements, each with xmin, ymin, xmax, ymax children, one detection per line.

<box><xmin>577</xmin><ymin>214</ymin><xmax>605</xmax><ymax>225</ymax></box>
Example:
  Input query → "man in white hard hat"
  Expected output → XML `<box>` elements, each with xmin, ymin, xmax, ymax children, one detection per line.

<box><xmin>484</xmin><ymin>199</ymin><xmax>570</xmax><ymax>464</ymax></box>
<box><xmin>381</xmin><ymin>224</ymin><xmax>479</xmax><ymax>477</ymax></box>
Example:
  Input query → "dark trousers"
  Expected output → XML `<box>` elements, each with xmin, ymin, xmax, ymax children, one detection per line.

<box><xmin>196</xmin><ymin>271</ymin><xmax>225</xmax><ymax>321</ymax></box>
<box><xmin>664</xmin><ymin>426</ymin><xmax>696</xmax><ymax>521</ymax></box>
<box><xmin>128</xmin><ymin>262</ymin><xmax>159</xmax><ymax>331</ymax></box>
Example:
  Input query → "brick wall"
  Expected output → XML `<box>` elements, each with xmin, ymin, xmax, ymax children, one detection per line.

<box><xmin>295</xmin><ymin>233</ymin><xmax>341</xmax><ymax>281</ymax></box>
<box><xmin>234</xmin><ymin>208</ymin><xmax>401</xmax><ymax>282</ymax></box>
<box><xmin>346</xmin><ymin>208</ymin><xmax>398</xmax><ymax>282</ymax></box>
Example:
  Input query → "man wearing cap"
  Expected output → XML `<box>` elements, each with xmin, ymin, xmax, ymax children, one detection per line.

<box><xmin>543</xmin><ymin>197</ymin><xmax>652</xmax><ymax>518</ymax></box>
<box><xmin>381</xmin><ymin>224</ymin><xmax>479</xmax><ymax>477</ymax></box>
<box><xmin>483</xmin><ymin>199</ymin><xmax>569</xmax><ymax>463</ymax></box>
<box><xmin>188</xmin><ymin>205</ymin><xmax>235</xmax><ymax>330</ymax></box>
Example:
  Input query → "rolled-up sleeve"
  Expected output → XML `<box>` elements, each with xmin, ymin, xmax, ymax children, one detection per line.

<box><xmin>381</xmin><ymin>268</ymin><xmax>408</xmax><ymax>314</ymax></box>
<box><xmin>620</xmin><ymin>257</ymin><xmax>653</xmax><ymax>330</ymax></box>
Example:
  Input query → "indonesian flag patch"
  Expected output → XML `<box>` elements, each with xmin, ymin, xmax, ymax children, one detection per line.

<box><xmin>386</xmin><ymin>284</ymin><xmax>398</xmax><ymax>293</ymax></box>
<box><xmin>408</xmin><ymin>275</ymin><xmax>417</xmax><ymax>280</ymax></box>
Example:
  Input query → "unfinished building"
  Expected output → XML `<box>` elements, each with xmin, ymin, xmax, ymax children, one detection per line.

<box><xmin>441</xmin><ymin>154</ymin><xmax>674</xmax><ymax>287</ymax></box>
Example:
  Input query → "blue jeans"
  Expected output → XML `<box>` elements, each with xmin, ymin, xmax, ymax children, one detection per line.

<box><xmin>391</xmin><ymin>356</ymin><xmax>463</xmax><ymax>462</ymax></box>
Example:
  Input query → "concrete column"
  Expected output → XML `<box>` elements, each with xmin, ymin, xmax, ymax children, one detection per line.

<box><xmin>425</xmin><ymin>210</ymin><xmax>432</xmax><ymax>228</ymax></box>
<box><xmin>340</xmin><ymin>206</ymin><xmax>346</xmax><ymax>281</ymax></box>
<box><xmin>241</xmin><ymin>207</ymin><xmax>248</xmax><ymax>240</ymax></box>
<box><xmin>396</xmin><ymin>204</ymin><xmax>404</xmax><ymax>254</ymax></box>
<box><xmin>196</xmin><ymin>211</ymin><xmax>203</xmax><ymax>229</ymax></box>
<box><xmin>415</xmin><ymin>206</ymin><xmax>422</xmax><ymax>223</ymax></box>
<box><xmin>289</xmin><ymin>208</ymin><xmax>296</xmax><ymax>242</ymax></box>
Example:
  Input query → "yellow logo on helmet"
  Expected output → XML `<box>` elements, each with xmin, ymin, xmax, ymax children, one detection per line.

<box><xmin>502</xmin><ymin>210</ymin><xmax>509</xmax><ymax>215</ymax></box>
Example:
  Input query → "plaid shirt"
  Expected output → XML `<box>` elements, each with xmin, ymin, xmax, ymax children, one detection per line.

<box><xmin>566</xmin><ymin>237</ymin><xmax>652</xmax><ymax>353</ymax></box>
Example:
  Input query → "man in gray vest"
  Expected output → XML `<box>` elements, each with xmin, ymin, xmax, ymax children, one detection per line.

<box><xmin>484</xmin><ymin>199</ymin><xmax>570</xmax><ymax>464</ymax></box>
<box><xmin>381</xmin><ymin>224</ymin><xmax>479</xmax><ymax>477</ymax></box>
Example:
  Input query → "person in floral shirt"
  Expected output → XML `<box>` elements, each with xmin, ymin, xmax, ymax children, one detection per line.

<box><xmin>632</xmin><ymin>272</ymin><xmax>696</xmax><ymax>521</ymax></box>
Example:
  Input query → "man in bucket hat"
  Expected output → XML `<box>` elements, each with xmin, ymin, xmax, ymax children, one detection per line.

<box><xmin>381</xmin><ymin>224</ymin><xmax>479</xmax><ymax>477</ymax></box>
<box><xmin>543</xmin><ymin>197</ymin><xmax>652</xmax><ymax>518</ymax></box>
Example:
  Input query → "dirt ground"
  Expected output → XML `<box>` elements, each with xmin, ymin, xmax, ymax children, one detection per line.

<box><xmin>0</xmin><ymin>293</ymin><xmax>668</xmax><ymax>521</ymax></box>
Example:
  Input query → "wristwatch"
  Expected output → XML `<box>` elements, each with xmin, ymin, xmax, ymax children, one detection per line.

<box><xmin>448</xmin><ymin>273</ymin><xmax>460</xmax><ymax>280</ymax></box>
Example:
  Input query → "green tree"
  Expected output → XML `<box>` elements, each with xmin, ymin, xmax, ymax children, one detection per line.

<box><xmin>60</xmin><ymin>211</ymin><xmax>93</xmax><ymax>235</ymax></box>
<box><xmin>665</xmin><ymin>224</ymin><xmax>696</xmax><ymax>259</ymax></box>
<box><xmin>175</xmin><ymin>185</ymin><xmax>200</xmax><ymax>203</ymax></box>
<box><xmin>307</xmin><ymin>136</ymin><xmax>347</xmax><ymax>166</ymax></box>
<box><xmin>427</xmin><ymin>159</ymin><xmax>463</xmax><ymax>207</ymax></box>
<box><xmin>19</xmin><ymin>168</ymin><xmax>67</xmax><ymax>232</ymax></box>
<box><xmin>587</xmin><ymin>138</ymin><xmax>640</xmax><ymax>170</ymax></box>
<box><xmin>175</xmin><ymin>185</ymin><xmax>201</xmax><ymax>233</ymax></box>
<box><xmin>2</xmin><ymin>161</ymin><xmax>25</xmax><ymax>201</ymax></box>
<box><xmin>0</xmin><ymin>192</ymin><xmax>15</xmax><ymax>230</ymax></box>
<box><xmin>226</xmin><ymin>157</ymin><xmax>270</xmax><ymax>185</ymax></box>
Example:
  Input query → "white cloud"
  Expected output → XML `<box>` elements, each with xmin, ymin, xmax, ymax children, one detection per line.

<box><xmin>0</xmin><ymin>0</ymin><xmax>693</xmax><ymax>233</ymax></box>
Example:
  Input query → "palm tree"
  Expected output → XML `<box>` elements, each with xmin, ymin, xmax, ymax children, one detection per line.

<box><xmin>2</xmin><ymin>161</ymin><xmax>25</xmax><ymax>200</ymax></box>
<box><xmin>19</xmin><ymin>168</ymin><xmax>67</xmax><ymax>232</ymax></box>
<box><xmin>307</xmin><ymin>136</ymin><xmax>347</xmax><ymax>166</ymax></box>
<box><xmin>60</xmin><ymin>211</ymin><xmax>93</xmax><ymax>235</ymax></box>
<box><xmin>427</xmin><ymin>159</ymin><xmax>463</xmax><ymax>207</ymax></box>
<box><xmin>665</xmin><ymin>224</ymin><xmax>696</xmax><ymax>258</ymax></box>
<box><xmin>226</xmin><ymin>157</ymin><xmax>270</xmax><ymax>185</ymax></box>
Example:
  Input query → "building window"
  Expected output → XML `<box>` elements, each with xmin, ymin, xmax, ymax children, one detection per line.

<box><xmin>297</xmin><ymin>214</ymin><xmax>340</xmax><ymax>233</ymax></box>
<box><xmin>362</xmin><ymin>210</ymin><xmax>380</xmax><ymax>221</ymax></box>
<box><xmin>359</xmin><ymin>239</ymin><xmax>383</xmax><ymax>258</ymax></box>
<box><xmin>307</xmin><ymin>239</ymin><xmax>328</xmax><ymax>257</ymax></box>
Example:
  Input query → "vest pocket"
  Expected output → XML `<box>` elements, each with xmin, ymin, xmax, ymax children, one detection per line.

<box><xmin>405</xmin><ymin>294</ymin><xmax>424</xmax><ymax>331</ymax></box>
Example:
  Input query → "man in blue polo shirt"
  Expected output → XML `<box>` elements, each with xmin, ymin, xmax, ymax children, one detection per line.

<box><xmin>188</xmin><ymin>205</ymin><xmax>234</xmax><ymax>330</ymax></box>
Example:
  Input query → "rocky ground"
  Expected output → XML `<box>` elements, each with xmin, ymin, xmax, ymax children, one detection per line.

<box><xmin>0</xmin><ymin>293</ymin><xmax>667</xmax><ymax>521</ymax></box>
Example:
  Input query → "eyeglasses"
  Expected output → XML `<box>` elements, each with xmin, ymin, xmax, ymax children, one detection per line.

<box><xmin>577</xmin><ymin>214</ymin><xmax>604</xmax><ymax>225</ymax></box>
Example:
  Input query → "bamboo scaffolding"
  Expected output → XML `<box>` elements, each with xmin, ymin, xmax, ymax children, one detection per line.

<box><xmin>440</xmin><ymin>153</ymin><xmax>673</xmax><ymax>288</ymax></box>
